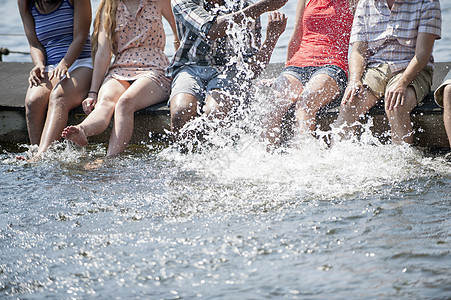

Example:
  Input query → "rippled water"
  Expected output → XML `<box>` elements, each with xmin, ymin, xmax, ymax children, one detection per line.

<box><xmin>1</xmin><ymin>0</ymin><xmax>451</xmax><ymax>298</ymax></box>
<box><xmin>1</xmin><ymin>134</ymin><xmax>451</xmax><ymax>298</ymax></box>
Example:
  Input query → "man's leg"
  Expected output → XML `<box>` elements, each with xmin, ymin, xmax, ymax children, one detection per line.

<box><xmin>334</xmin><ymin>87</ymin><xmax>379</xmax><ymax>140</ymax></box>
<box><xmin>385</xmin><ymin>86</ymin><xmax>418</xmax><ymax>144</ymax></box>
<box><xmin>170</xmin><ymin>93</ymin><xmax>199</xmax><ymax>137</ymax></box>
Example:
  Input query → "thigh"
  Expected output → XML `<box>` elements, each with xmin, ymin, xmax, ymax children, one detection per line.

<box><xmin>276</xmin><ymin>73</ymin><xmax>305</xmax><ymax>101</ymax></box>
<box><xmin>121</xmin><ymin>77</ymin><xmax>169</xmax><ymax>111</ymax></box>
<box><xmin>97</xmin><ymin>77</ymin><xmax>129</xmax><ymax>106</ymax></box>
<box><xmin>362</xmin><ymin>64</ymin><xmax>390</xmax><ymax>100</ymax></box>
<box><xmin>51</xmin><ymin>67</ymin><xmax>92</xmax><ymax>108</ymax></box>
<box><xmin>302</xmin><ymin>73</ymin><xmax>340</xmax><ymax>111</ymax></box>
<box><xmin>310</xmin><ymin>65</ymin><xmax>347</xmax><ymax>100</ymax></box>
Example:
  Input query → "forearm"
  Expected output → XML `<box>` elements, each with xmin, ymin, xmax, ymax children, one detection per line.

<box><xmin>61</xmin><ymin>34</ymin><xmax>89</xmax><ymax>68</ymax></box>
<box><xmin>29</xmin><ymin>45</ymin><xmax>46</xmax><ymax>67</ymax></box>
<box><xmin>250</xmin><ymin>35</ymin><xmax>280</xmax><ymax>78</ymax></box>
<box><xmin>348</xmin><ymin>42</ymin><xmax>368</xmax><ymax>83</ymax></box>
<box><xmin>89</xmin><ymin>51</ymin><xmax>111</xmax><ymax>93</ymax></box>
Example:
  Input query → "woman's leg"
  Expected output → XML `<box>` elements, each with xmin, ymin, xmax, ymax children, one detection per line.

<box><xmin>295</xmin><ymin>73</ymin><xmax>340</xmax><ymax>134</ymax></box>
<box><xmin>264</xmin><ymin>74</ymin><xmax>304</xmax><ymax>148</ymax></box>
<box><xmin>107</xmin><ymin>77</ymin><xmax>168</xmax><ymax>157</ymax></box>
<box><xmin>36</xmin><ymin>67</ymin><xmax>92</xmax><ymax>156</ymax></box>
<box><xmin>62</xmin><ymin>78</ymin><xmax>127</xmax><ymax>146</ymax></box>
<box><xmin>24</xmin><ymin>76</ymin><xmax>52</xmax><ymax>145</ymax></box>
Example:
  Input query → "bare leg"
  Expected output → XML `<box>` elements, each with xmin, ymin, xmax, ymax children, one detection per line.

<box><xmin>443</xmin><ymin>84</ymin><xmax>451</xmax><ymax>148</ymax></box>
<box><xmin>24</xmin><ymin>75</ymin><xmax>52</xmax><ymax>145</ymax></box>
<box><xmin>334</xmin><ymin>87</ymin><xmax>379</xmax><ymax>140</ymax></box>
<box><xmin>264</xmin><ymin>74</ymin><xmax>302</xmax><ymax>147</ymax></box>
<box><xmin>107</xmin><ymin>77</ymin><xmax>168</xmax><ymax>157</ymax></box>
<box><xmin>204</xmin><ymin>89</ymin><xmax>236</xmax><ymax>120</ymax></box>
<box><xmin>62</xmin><ymin>78</ymin><xmax>127</xmax><ymax>146</ymax></box>
<box><xmin>295</xmin><ymin>74</ymin><xmax>340</xmax><ymax>134</ymax></box>
<box><xmin>170</xmin><ymin>93</ymin><xmax>199</xmax><ymax>139</ymax></box>
<box><xmin>36</xmin><ymin>67</ymin><xmax>92</xmax><ymax>156</ymax></box>
<box><xmin>385</xmin><ymin>86</ymin><xmax>418</xmax><ymax>144</ymax></box>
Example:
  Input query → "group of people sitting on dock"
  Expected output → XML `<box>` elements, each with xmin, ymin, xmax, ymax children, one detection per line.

<box><xmin>18</xmin><ymin>0</ymin><xmax>448</xmax><ymax>160</ymax></box>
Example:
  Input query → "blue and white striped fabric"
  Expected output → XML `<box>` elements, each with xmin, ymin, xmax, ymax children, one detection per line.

<box><xmin>31</xmin><ymin>0</ymin><xmax>91</xmax><ymax>66</ymax></box>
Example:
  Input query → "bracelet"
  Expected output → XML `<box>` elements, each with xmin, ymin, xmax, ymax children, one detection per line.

<box><xmin>88</xmin><ymin>90</ymin><xmax>98</xmax><ymax>95</ymax></box>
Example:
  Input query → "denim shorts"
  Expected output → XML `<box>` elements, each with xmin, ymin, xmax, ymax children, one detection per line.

<box><xmin>281</xmin><ymin>65</ymin><xmax>348</xmax><ymax>101</ymax></box>
<box><xmin>168</xmin><ymin>65</ymin><xmax>243</xmax><ymax>105</ymax></box>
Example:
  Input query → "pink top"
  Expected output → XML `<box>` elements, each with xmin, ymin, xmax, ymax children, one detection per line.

<box><xmin>107</xmin><ymin>0</ymin><xmax>170</xmax><ymax>86</ymax></box>
<box><xmin>286</xmin><ymin>0</ymin><xmax>354</xmax><ymax>74</ymax></box>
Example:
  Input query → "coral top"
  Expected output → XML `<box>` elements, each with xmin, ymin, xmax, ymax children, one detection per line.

<box><xmin>286</xmin><ymin>0</ymin><xmax>354</xmax><ymax>74</ymax></box>
<box><xmin>107</xmin><ymin>0</ymin><xmax>170</xmax><ymax>93</ymax></box>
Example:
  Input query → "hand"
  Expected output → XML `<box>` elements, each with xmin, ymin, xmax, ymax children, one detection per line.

<box><xmin>28</xmin><ymin>64</ymin><xmax>45</xmax><ymax>87</ymax></box>
<box><xmin>341</xmin><ymin>80</ymin><xmax>364</xmax><ymax>106</ymax></box>
<box><xmin>266</xmin><ymin>11</ymin><xmax>287</xmax><ymax>40</ymax></box>
<box><xmin>385</xmin><ymin>80</ymin><xmax>408</xmax><ymax>111</ymax></box>
<box><xmin>49</xmin><ymin>59</ymin><xmax>70</xmax><ymax>81</ymax></box>
<box><xmin>260</xmin><ymin>0</ymin><xmax>289</xmax><ymax>12</ymax></box>
<box><xmin>82</xmin><ymin>95</ymin><xmax>97</xmax><ymax>115</ymax></box>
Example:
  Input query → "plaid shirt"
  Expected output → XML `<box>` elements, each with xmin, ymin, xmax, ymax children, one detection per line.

<box><xmin>167</xmin><ymin>0</ymin><xmax>261</xmax><ymax>77</ymax></box>
<box><xmin>350</xmin><ymin>0</ymin><xmax>441</xmax><ymax>73</ymax></box>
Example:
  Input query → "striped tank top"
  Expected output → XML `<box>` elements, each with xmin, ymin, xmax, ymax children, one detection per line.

<box><xmin>31</xmin><ymin>0</ymin><xmax>91</xmax><ymax>66</ymax></box>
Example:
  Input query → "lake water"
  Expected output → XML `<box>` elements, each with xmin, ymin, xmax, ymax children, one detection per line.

<box><xmin>1</xmin><ymin>0</ymin><xmax>451</xmax><ymax>299</ymax></box>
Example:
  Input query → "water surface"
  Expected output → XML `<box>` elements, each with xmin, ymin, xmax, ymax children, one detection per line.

<box><xmin>0</xmin><ymin>0</ymin><xmax>450</xmax><ymax>298</ymax></box>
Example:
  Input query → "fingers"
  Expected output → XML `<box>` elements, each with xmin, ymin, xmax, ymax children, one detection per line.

<box><xmin>385</xmin><ymin>91</ymin><xmax>405</xmax><ymax>111</ymax></box>
<box><xmin>341</xmin><ymin>88</ymin><xmax>353</xmax><ymax>106</ymax></box>
<box><xmin>267</xmin><ymin>11</ymin><xmax>287</xmax><ymax>37</ymax></box>
<box><xmin>341</xmin><ymin>83</ymin><xmax>362</xmax><ymax>106</ymax></box>
<box><xmin>29</xmin><ymin>67</ymin><xmax>44</xmax><ymax>87</ymax></box>
<box><xmin>49</xmin><ymin>66</ymin><xmax>70</xmax><ymax>81</ymax></box>
<box><xmin>82</xmin><ymin>97</ymin><xmax>96</xmax><ymax>115</ymax></box>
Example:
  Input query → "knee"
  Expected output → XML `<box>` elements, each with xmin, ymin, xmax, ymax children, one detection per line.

<box><xmin>170</xmin><ymin>95</ymin><xmax>197</xmax><ymax>119</ymax></box>
<box><xmin>25</xmin><ymin>93</ymin><xmax>47</xmax><ymax>113</ymax></box>
<box><xmin>115</xmin><ymin>95</ymin><xmax>135</xmax><ymax>116</ymax></box>
<box><xmin>385</xmin><ymin>106</ymin><xmax>409</xmax><ymax>121</ymax></box>
<box><xmin>97</xmin><ymin>93</ymin><xmax>119</xmax><ymax>111</ymax></box>
<box><xmin>203</xmin><ymin>100</ymin><xmax>219</xmax><ymax>116</ymax></box>
<box><xmin>47</xmin><ymin>88</ymin><xmax>66</xmax><ymax>109</ymax></box>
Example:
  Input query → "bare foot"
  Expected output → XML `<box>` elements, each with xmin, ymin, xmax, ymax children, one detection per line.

<box><xmin>61</xmin><ymin>126</ymin><xmax>88</xmax><ymax>147</ymax></box>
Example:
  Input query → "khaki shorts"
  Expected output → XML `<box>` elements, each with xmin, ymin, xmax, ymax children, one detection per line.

<box><xmin>362</xmin><ymin>63</ymin><xmax>433</xmax><ymax>104</ymax></box>
<box><xmin>434</xmin><ymin>69</ymin><xmax>451</xmax><ymax>107</ymax></box>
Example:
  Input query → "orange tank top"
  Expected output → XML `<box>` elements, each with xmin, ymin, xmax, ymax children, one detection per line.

<box><xmin>286</xmin><ymin>0</ymin><xmax>354</xmax><ymax>74</ymax></box>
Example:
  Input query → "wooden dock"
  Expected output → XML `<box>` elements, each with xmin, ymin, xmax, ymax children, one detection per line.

<box><xmin>1</xmin><ymin>61</ymin><xmax>450</xmax><ymax>148</ymax></box>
